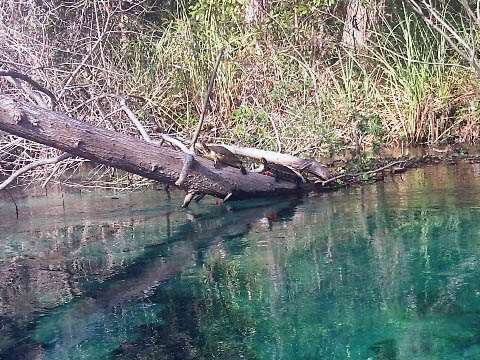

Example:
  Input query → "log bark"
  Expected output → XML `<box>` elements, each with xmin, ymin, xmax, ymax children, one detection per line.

<box><xmin>341</xmin><ymin>0</ymin><xmax>385</xmax><ymax>53</ymax></box>
<box><xmin>223</xmin><ymin>145</ymin><xmax>331</xmax><ymax>180</ymax></box>
<box><xmin>244</xmin><ymin>0</ymin><xmax>269</xmax><ymax>28</ymax></box>
<box><xmin>0</xmin><ymin>96</ymin><xmax>303</xmax><ymax>200</ymax></box>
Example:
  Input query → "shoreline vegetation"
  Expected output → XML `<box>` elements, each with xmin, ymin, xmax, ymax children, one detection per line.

<box><xmin>2</xmin><ymin>0</ymin><xmax>480</xmax><ymax>195</ymax></box>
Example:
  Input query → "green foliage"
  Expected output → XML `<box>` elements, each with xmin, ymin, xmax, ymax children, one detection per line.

<box><xmin>111</xmin><ymin>0</ymin><xmax>480</xmax><ymax>160</ymax></box>
<box><xmin>19</xmin><ymin>0</ymin><xmax>479</xmax><ymax>181</ymax></box>
<box><xmin>187</xmin><ymin>0</ymin><xmax>243</xmax><ymax>24</ymax></box>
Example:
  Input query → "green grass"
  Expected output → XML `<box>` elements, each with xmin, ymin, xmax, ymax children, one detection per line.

<box><xmin>115</xmin><ymin>1</ymin><xmax>478</xmax><ymax>160</ymax></box>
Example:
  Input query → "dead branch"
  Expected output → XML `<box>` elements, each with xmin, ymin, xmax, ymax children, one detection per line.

<box><xmin>0</xmin><ymin>70</ymin><xmax>58</xmax><ymax>106</ymax></box>
<box><xmin>182</xmin><ymin>191</ymin><xmax>196</xmax><ymax>208</ymax></box>
<box><xmin>6</xmin><ymin>77</ymin><xmax>49</xmax><ymax>109</ymax></box>
<box><xmin>0</xmin><ymin>152</ymin><xmax>70</xmax><ymax>190</ymax></box>
<box><xmin>406</xmin><ymin>0</ymin><xmax>480</xmax><ymax>78</ymax></box>
<box><xmin>161</xmin><ymin>134</ymin><xmax>191</xmax><ymax>153</ymax></box>
<box><xmin>57</xmin><ymin>34</ymin><xmax>106</xmax><ymax>99</ymax></box>
<box><xmin>175</xmin><ymin>154</ymin><xmax>194</xmax><ymax>186</ymax></box>
<box><xmin>102</xmin><ymin>93</ymin><xmax>193</xmax><ymax>154</ymax></box>
<box><xmin>190</xmin><ymin>48</ymin><xmax>224</xmax><ymax>152</ymax></box>
<box><xmin>320</xmin><ymin>160</ymin><xmax>406</xmax><ymax>186</ymax></box>
<box><xmin>459</xmin><ymin>0</ymin><xmax>480</xmax><ymax>30</ymax></box>
<box><xmin>117</xmin><ymin>95</ymin><xmax>151</xmax><ymax>142</ymax></box>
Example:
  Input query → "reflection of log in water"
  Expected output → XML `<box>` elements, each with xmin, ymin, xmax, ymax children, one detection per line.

<box><xmin>0</xmin><ymin>197</ymin><xmax>299</xmax><ymax>357</ymax></box>
<box><xmin>0</xmin><ymin>207</ymin><xmax>177</xmax><ymax>319</ymax></box>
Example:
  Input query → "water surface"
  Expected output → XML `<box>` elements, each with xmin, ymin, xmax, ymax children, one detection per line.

<box><xmin>2</xmin><ymin>164</ymin><xmax>480</xmax><ymax>359</ymax></box>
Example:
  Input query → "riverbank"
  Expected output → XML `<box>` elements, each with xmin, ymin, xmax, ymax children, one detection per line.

<box><xmin>2</xmin><ymin>1</ymin><xmax>480</xmax><ymax>189</ymax></box>
<box><xmin>2</xmin><ymin>143</ymin><xmax>480</xmax><ymax>209</ymax></box>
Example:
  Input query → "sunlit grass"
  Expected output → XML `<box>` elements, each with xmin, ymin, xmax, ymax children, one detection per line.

<box><xmin>111</xmin><ymin>0</ymin><xmax>480</xmax><ymax>161</ymax></box>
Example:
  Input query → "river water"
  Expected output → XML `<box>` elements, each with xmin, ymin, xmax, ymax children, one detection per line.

<box><xmin>2</xmin><ymin>163</ymin><xmax>480</xmax><ymax>359</ymax></box>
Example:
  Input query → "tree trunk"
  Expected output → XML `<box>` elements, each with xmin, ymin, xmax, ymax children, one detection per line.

<box><xmin>0</xmin><ymin>96</ymin><xmax>307</xmax><ymax>200</ymax></box>
<box><xmin>244</xmin><ymin>0</ymin><xmax>269</xmax><ymax>28</ymax></box>
<box><xmin>341</xmin><ymin>0</ymin><xmax>385</xmax><ymax>53</ymax></box>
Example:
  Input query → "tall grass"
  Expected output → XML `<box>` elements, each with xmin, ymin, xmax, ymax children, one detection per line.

<box><xmin>118</xmin><ymin>0</ymin><xmax>478</xmax><ymax>160</ymax></box>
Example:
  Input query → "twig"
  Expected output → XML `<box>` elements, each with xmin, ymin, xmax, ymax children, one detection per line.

<box><xmin>57</xmin><ymin>33</ymin><xmax>106</xmax><ymax>99</ymax></box>
<box><xmin>190</xmin><ymin>48</ymin><xmax>224</xmax><ymax>152</ymax></box>
<box><xmin>117</xmin><ymin>96</ymin><xmax>151</xmax><ymax>142</ymax></box>
<box><xmin>0</xmin><ymin>70</ymin><xmax>57</xmax><ymax>106</ymax></box>
<box><xmin>113</xmin><ymin>94</ymin><xmax>193</xmax><ymax>153</ymax></box>
<box><xmin>182</xmin><ymin>191</ymin><xmax>196</xmax><ymax>208</ymax></box>
<box><xmin>6</xmin><ymin>77</ymin><xmax>48</xmax><ymax>109</ymax></box>
<box><xmin>406</xmin><ymin>0</ymin><xmax>480</xmax><ymax>78</ymax></box>
<box><xmin>175</xmin><ymin>154</ymin><xmax>194</xmax><ymax>186</ymax></box>
<box><xmin>161</xmin><ymin>134</ymin><xmax>191</xmax><ymax>154</ymax></box>
<box><xmin>42</xmin><ymin>161</ymin><xmax>63</xmax><ymax>188</ymax></box>
<box><xmin>319</xmin><ymin>160</ymin><xmax>407</xmax><ymax>186</ymax></box>
<box><xmin>0</xmin><ymin>152</ymin><xmax>71</xmax><ymax>190</ymax></box>
<box><xmin>459</xmin><ymin>0</ymin><xmax>480</xmax><ymax>30</ymax></box>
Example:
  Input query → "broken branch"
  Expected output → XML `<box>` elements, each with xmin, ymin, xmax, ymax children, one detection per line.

<box><xmin>320</xmin><ymin>160</ymin><xmax>406</xmax><ymax>186</ymax></box>
<box><xmin>0</xmin><ymin>70</ymin><xmax>58</xmax><ymax>106</ymax></box>
<box><xmin>190</xmin><ymin>48</ymin><xmax>224</xmax><ymax>152</ymax></box>
<box><xmin>175</xmin><ymin>154</ymin><xmax>194</xmax><ymax>186</ymax></box>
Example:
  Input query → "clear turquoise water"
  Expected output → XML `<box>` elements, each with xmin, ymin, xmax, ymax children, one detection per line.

<box><xmin>2</xmin><ymin>164</ymin><xmax>480</xmax><ymax>359</ymax></box>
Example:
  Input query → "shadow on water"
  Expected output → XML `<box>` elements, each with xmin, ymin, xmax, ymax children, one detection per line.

<box><xmin>4</xmin><ymin>163</ymin><xmax>480</xmax><ymax>359</ymax></box>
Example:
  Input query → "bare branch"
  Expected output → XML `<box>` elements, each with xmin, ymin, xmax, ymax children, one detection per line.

<box><xmin>406</xmin><ymin>0</ymin><xmax>480</xmax><ymax>78</ymax></box>
<box><xmin>112</xmin><ymin>94</ymin><xmax>193</xmax><ymax>153</ymax></box>
<box><xmin>161</xmin><ymin>134</ymin><xmax>191</xmax><ymax>154</ymax></box>
<box><xmin>459</xmin><ymin>0</ymin><xmax>480</xmax><ymax>31</ymax></box>
<box><xmin>190</xmin><ymin>48</ymin><xmax>224</xmax><ymax>152</ymax></box>
<box><xmin>117</xmin><ymin>95</ymin><xmax>152</xmax><ymax>142</ymax></box>
<box><xmin>419</xmin><ymin>0</ymin><xmax>470</xmax><ymax>50</ymax></box>
<box><xmin>0</xmin><ymin>152</ymin><xmax>71</xmax><ymax>190</ymax></box>
<box><xmin>0</xmin><ymin>70</ymin><xmax>57</xmax><ymax>106</ymax></box>
<box><xmin>57</xmin><ymin>34</ymin><xmax>106</xmax><ymax>99</ymax></box>
<box><xmin>6</xmin><ymin>76</ymin><xmax>48</xmax><ymax>109</ymax></box>
<box><xmin>320</xmin><ymin>160</ymin><xmax>406</xmax><ymax>186</ymax></box>
<box><xmin>182</xmin><ymin>191</ymin><xmax>196</xmax><ymax>208</ymax></box>
<box><xmin>175</xmin><ymin>154</ymin><xmax>194</xmax><ymax>186</ymax></box>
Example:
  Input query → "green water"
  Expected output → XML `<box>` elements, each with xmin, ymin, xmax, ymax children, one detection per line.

<box><xmin>2</xmin><ymin>164</ymin><xmax>480</xmax><ymax>359</ymax></box>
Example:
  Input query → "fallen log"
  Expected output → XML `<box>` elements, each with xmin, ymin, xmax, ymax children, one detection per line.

<box><xmin>223</xmin><ymin>145</ymin><xmax>331</xmax><ymax>180</ymax></box>
<box><xmin>0</xmin><ymin>96</ymin><xmax>307</xmax><ymax>201</ymax></box>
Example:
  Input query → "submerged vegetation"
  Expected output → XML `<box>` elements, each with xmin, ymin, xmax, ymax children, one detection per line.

<box><xmin>1</xmin><ymin>0</ymin><xmax>480</xmax><ymax>185</ymax></box>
